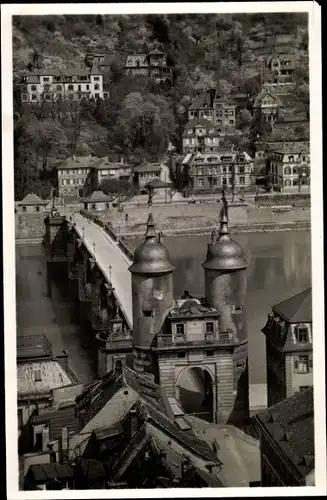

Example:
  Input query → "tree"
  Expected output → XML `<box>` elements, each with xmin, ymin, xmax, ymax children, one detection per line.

<box><xmin>239</xmin><ymin>108</ymin><xmax>252</xmax><ymax>129</ymax></box>
<box><xmin>100</xmin><ymin>178</ymin><xmax>134</xmax><ymax>200</ymax></box>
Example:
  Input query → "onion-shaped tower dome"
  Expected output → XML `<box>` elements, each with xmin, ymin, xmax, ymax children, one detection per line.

<box><xmin>129</xmin><ymin>213</ymin><xmax>175</xmax><ymax>275</ymax></box>
<box><xmin>202</xmin><ymin>197</ymin><xmax>247</xmax><ymax>271</ymax></box>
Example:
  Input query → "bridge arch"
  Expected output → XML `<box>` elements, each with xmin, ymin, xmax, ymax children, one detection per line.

<box><xmin>175</xmin><ymin>365</ymin><xmax>217</xmax><ymax>423</ymax></box>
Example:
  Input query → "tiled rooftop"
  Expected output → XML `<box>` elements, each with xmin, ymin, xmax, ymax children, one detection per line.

<box><xmin>32</xmin><ymin>404</ymin><xmax>80</xmax><ymax>441</ymax></box>
<box><xmin>57</xmin><ymin>156</ymin><xmax>100</xmax><ymax>170</ymax></box>
<box><xmin>273</xmin><ymin>287</ymin><xmax>312</xmax><ymax>323</ymax></box>
<box><xmin>17</xmin><ymin>360</ymin><xmax>72</xmax><ymax>396</ymax></box>
<box><xmin>17</xmin><ymin>193</ymin><xmax>46</xmax><ymax>206</ymax></box>
<box><xmin>257</xmin><ymin>387</ymin><xmax>314</xmax><ymax>478</ymax></box>
<box><xmin>84</xmin><ymin>190</ymin><xmax>111</xmax><ymax>203</ymax></box>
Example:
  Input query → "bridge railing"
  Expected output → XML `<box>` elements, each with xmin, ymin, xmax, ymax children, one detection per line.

<box><xmin>79</xmin><ymin>209</ymin><xmax>133</xmax><ymax>261</ymax></box>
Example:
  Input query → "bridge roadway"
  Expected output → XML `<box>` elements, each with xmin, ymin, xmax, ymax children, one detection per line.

<box><xmin>72</xmin><ymin>213</ymin><xmax>133</xmax><ymax>329</ymax></box>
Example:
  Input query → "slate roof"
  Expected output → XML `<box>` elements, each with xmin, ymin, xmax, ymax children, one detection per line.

<box><xmin>84</xmin><ymin>190</ymin><xmax>111</xmax><ymax>203</ymax></box>
<box><xmin>94</xmin><ymin>157</ymin><xmax>132</xmax><ymax>170</ymax></box>
<box><xmin>169</xmin><ymin>297</ymin><xmax>219</xmax><ymax>319</ymax></box>
<box><xmin>137</xmin><ymin>400</ymin><xmax>219</xmax><ymax>463</ymax></box>
<box><xmin>27</xmin><ymin>463</ymin><xmax>74</xmax><ymax>483</ymax></box>
<box><xmin>147</xmin><ymin>48</ymin><xmax>164</xmax><ymax>56</ymax></box>
<box><xmin>57</xmin><ymin>156</ymin><xmax>100</xmax><ymax>170</ymax></box>
<box><xmin>256</xmin><ymin>387</ymin><xmax>314</xmax><ymax>479</ymax></box>
<box><xmin>184</xmin><ymin>117</ymin><xmax>214</xmax><ymax>129</ymax></box>
<box><xmin>17</xmin><ymin>193</ymin><xmax>46</xmax><ymax>206</ymax></box>
<box><xmin>189</xmin><ymin>91</ymin><xmax>214</xmax><ymax>110</ymax></box>
<box><xmin>17</xmin><ymin>334</ymin><xmax>53</xmax><ymax>360</ymax></box>
<box><xmin>134</xmin><ymin>163</ymin><xmax>162</xmax><ymax>173</ymax></box>
<box><xmin>17</xmin><ymin>360</ymin><xmax>73</xmax><ymax>396</ymax></box>
<box><xmin>32</xmin><ymin>404</ymin><xmax>80</xmax><ymax>441</ymax></box>
<box><xmin>273</xmin><ymin>288</ymin><xmax>312</xmax><ymax>323</ymax></box>
<box><xmin>253</xmin><ymin>90</ymin><xmax>283</xmax><ymax>108</ymax></box>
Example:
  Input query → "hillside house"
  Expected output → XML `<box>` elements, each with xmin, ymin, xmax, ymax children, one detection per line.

<box><xmin>187</xmin><ymin>87</ymin><xmax>236</xmax><ymax>133</ymax></box>
<box><xmin>253</xmin><ymin>90</ymin><xmax>283</xmax><ymax>123</ymax></box>
<box><xmin>266</xmin><ymin>54</ymin><xmax>296</xmax><ymax>83</ymax></box>
<box><xmin>182</xmin><ymin>118</ymin><xmax>221</xmax><ymax>154</ymax></box>
<box><xmin>19</xmin><ymin>66</ymin><xmax>108</xmax><ymax>103</ymax></box>
<box><xmin>133</xmin><ymin>163</ymin><xmax>163</xmax><ymax>191</ymax></box>
<box><xmin>56</xmin><ymin>156</ymin><xmax>100</xmax><ymax>197</ymax></box>
<box><xmin>93</xmin><ymin>158</ymin><xmax>133</xmax><ymax>185</ymax></box>
<box><xmin>187</xmin><ymin>148</ymin><xmax>254</xmax><ymax>192</ymax></box>
<box><xmin>269</xmin><ymin>142</ymin><xmax>310</xmax><ymax>191</ymax></box>
<box><xmin>16</xmin><ymin>194</ymin><xmax>47</xmax><ymax>214</ymax></box>
<box><xmin>125</xmin><ymin>49</ymin><xmax>173</xmax><ymax>82</ymax></box>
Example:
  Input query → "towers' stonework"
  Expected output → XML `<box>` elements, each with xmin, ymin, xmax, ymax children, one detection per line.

<box><xmin>202</xmin><ymin>198</ymin><xmax>249</xmax><ymax>425</ymax></box>
<box><xmin>129</xmin><ymin>213</ymin><xmax>175</xmax><ymax>376</ymax></box>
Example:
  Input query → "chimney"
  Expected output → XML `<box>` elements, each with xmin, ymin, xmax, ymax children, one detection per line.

<box><xmin>129</xmin><ymin>409</ymin><xmax>138</xmax><ymax>437</ymax></box>
<box><xmin>42</xmin><ymin>424</ymin><xmax>50</xmax><ymax>451</ymax></box>
<box><xmin>181</xmin><ymin>459</ymin><xmax>191</xmax><ymax>479</ymax></box>
<box><xmin>121</xmin><ymin>157</ymin><xmax>124</xmax><ymax>164</ymax></box>
<box><xmin>73</xmin><ymin>155</ymin><xmax>76</xmax><ymax>162</ymax></box>
<box><xmin>61</xmin><ymin>427</ymin><xmax>69</xmax><ymax>462</ymax></box>
<box><xmin>57</xmin><ymin>350</ymin><xmax>69</xmax><ymax>373</ymax></box>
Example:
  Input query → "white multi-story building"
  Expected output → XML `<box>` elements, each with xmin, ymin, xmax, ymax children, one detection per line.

<box><xmin>19</xmin><ymin>66</ymin><xmax>108</xmax><ymax>103</ymax></box>
<box><xmin>269</xmin><ymin>142</ymin><xmax>310</xmax><ymax>191</ymax></box>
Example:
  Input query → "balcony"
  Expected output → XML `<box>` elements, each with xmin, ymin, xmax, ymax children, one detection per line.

<box><xmin>156</xmin><ymin>331</ymin><xmax>238</xmax><ymax>349</ymax></box>
<box><xmin>96</xmin><ymin>331</ymin><xmax>133</xmax><ymax>350</ymax></box>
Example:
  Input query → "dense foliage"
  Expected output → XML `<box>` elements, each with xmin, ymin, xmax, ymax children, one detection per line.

<box><xmin>13</xmin><ymin>13</ymin><xmax>309</xmax><ymax>199</ymax></box>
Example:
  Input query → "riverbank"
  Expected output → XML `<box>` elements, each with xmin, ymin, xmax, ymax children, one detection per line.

<box><xmin>119</xmin><ymin>220</ymin><xmax>310</xmax><ymax>238</ymax></box>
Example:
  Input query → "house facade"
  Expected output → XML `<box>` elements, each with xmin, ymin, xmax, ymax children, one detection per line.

<box><xmin>253</xmin><ymin>90</ymin><xmax>283</xmax><ymax>123</ymax></box>
<box><xmin>19</xmin><ymin>66</ymin><xmax>108</xmax><ymax>103</ymax></box>
<box><xmin>93</xmin><ymin>158</ymin><xmax>133</xmax><ymax>185</ymax></box>
<box><xmin>182</xmin><ymin>118</ymin><xmax>221</xmax><ymax>154</ymax></box>
<box><xmin>134</xmin><ymin>163</ymin><xmax>163</xmax><ymax>191</ymax></box>
<box><xmin>16</xmin><ymin>193</ymin><xmax>47</xmax><ymax>213</ymax></box>
<box><xmin>125</xmin><ymin>49</ymin><xmax>173</xmax><ymax>82</ymax></box>
<box><xmin>83</xmin><ymin>191</ymin><xmax>111</xmax><ymax>211</ymax></box>
<box><xmin>269</xmin><ymin>143</ymin><xmax>310</xmax><ymax>191</ymax></box>
<box><xmin>261</xmin><ymin>288</ymin><xmax>312</xmax><ymax>408</ymax></box>
<box><xmin>187</xmin><ymin>88</ymin><xmax>236</xmax><ymax>133</ymax></box>
<box><xmin>187</xmin><ymin>149</ymin><xmax>254</xmax><ymax>192</ymax></box>
<box><xmin>266</xmin><ymin>54</ymin><xmax>296</xmax><ymax>83</ymax></box>
<box><xmin>57</xmin><ymin>156</ymin><xmax>100</xmax><ymax>197</ymax></box>
<box><xmin>255</xmin><ymin>387</ymin><xmax>314</xmax><ymax>486</ymax></box>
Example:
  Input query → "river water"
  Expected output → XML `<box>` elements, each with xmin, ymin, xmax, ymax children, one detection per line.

<box><xmin>16</xmin><ymin>230</ymin><xmax>311</xmax><ymax>392</ymax></box>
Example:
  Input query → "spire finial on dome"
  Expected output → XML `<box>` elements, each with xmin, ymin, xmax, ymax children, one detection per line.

<box><xmin>145</xmin><ymin>212</ymin><xmax>156</xmax><ymax>239</ymax></box>
<box><xmin>219</xmin><ymin>189</ymin><xmax>229</xmax><ymax>237</ymax></box>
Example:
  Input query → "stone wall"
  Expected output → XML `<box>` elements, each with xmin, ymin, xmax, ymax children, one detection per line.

<box><xmin>15</xmin><ymin>211</ymin><xmax>49</xmax><ymax>241</ymax></box>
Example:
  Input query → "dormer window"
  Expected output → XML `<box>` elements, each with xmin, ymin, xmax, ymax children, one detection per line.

<box><xmin>296</xmin><ymin>325</ymin><xmax>309</xmax><ymax>343</ymax></box>
<box><xmin>142</xmin><ymin>310</ymin><xmax>153</xmax><ymax>317</ymax></box>
<box><xmin>232</xmin><ymin>305</ymin><xmax>243</xmax><ymax>314</ymax></box>
<box><xmin>34</xmin><ymin>369</ymin><xmax>42</xmax><ymax>382</ymax></box>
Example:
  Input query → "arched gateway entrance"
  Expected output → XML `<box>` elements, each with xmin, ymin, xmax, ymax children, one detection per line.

<box><xmin>175</xmin><ymin>366</ymin><xmax>215</xmax><ymax>423</ymax></box>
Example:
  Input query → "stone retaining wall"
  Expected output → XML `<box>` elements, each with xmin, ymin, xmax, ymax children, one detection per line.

<box><xmin>15</xmin><ymin>212</ymin><xmax>49</xmax><ymax>240</ymax></box>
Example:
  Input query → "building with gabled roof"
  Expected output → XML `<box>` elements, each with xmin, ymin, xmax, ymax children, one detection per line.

<box><xmin>19</xmin><ymin>66</ymin><xmax>108</xmax><ymax>103</ymax></box>
<box><xmin>17</xmin><ymin>193</ymin><xmax>47</xmax><ymax>214</ymax></box>
<box><xmin>253</xmin><ymin>90</ymin><xmax>283</xmax><ymax>123</ymax></box>
<box><xmin>125</xmin><ymin>50</ymin><xmax>172</xmax><ymax>83</ymax></box>
<box><xmin>262</xmin><ymin>288</ymin><xmax>312</xmax><ymax>408</ymax></box>
<box><xmin>266</xmin><ymin>53</ymin><xmax>296</xmax><ymax>83</ymax></box>
<box><xmin>83</xmin><ymin>190</ymin><xmax>111</xmax><ymax>211</ymax></box>
<box><xmin>269</xmin><ymin>142</ymin><xmax>310</xmax><ymax>192</ymax></box>
<box><xmin>187</xmin><ymin>86</ymin><xmax>237</xmax><ymax>132</ymax></box>
<box><xmin>17</xmin><ymin>334</ymin><xmax>81</xmax><ymax>444</ymax></box>
<box><xmin>255</xmin><ymin>386</ymin><xmax>314</xmax><ymax>486</ymax></box>
<box><xmin>182</xmin><ymin>117</ymin><xmax>221</xmax><ymax>154</ymax></box>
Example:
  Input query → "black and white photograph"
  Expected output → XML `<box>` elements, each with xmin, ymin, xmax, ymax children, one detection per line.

<box><xmin>2</xmin><ymin>1</ymin><xmax>325</xmax><ymax>496</ymax></box>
